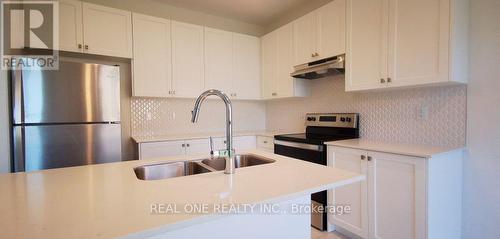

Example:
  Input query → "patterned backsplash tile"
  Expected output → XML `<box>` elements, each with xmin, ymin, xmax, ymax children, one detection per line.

<box><xmin>132</xmin><ymin>76</ymin><xmax>466</xmax><ymax>148</ymax></box>
<box><xmin>266</xmin><ymin>76</ymin><xmax>467</xmax><ymax>148</ymax></box>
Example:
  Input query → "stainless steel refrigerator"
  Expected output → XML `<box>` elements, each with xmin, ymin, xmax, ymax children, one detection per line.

<box><xmin>11</xmin><ymin>59</ymin><xmax>122</xmax><ymax>172</ymax></box>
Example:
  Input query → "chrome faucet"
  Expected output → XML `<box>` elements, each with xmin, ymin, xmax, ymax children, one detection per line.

<box><xmin>191</xmin><ymin>89</ymin><xmax>235</xmax><ymax>174</ymax></box>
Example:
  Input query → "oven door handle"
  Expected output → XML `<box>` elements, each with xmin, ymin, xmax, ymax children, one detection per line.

<box><xmin>274</xmin><ymin>140</ymin><xmax>324</xmax><ymax>152</ymax></box>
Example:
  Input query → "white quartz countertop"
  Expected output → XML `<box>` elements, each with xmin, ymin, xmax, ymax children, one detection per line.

<box><xmin>132</xmin><ymin>130</ymin><xmax>282</xmax><ymax>143</ymax></box>
<box><xmin>325</xmin><ymin>139</ymin><xmax>464</xmax><ymax>158</ymax></box>
<box><xmin>0</xmin><ymin>150</ymin><xmax>364</xmax><ymax>239</ymax></box>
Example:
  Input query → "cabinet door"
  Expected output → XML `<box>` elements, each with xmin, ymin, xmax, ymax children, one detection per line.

<box><xmin>204</xmin><ymin>27</ymin><xmax>233</xmax><ymax>94</ymax></box>
<box><xmin>132</xmin><ymin>13</ymin><xmax>171</xmax><ymax>97</ymax></box>
<box><xmin>59</xmin><ymin>0</ymin><xmax>83</xmax><ymax>52</ymax></box>
<box><xmin>233</xmin><ymin>136</ymin><xmax>257</xmax><ymax>151</ymax></box>
<box><xmin>387</xmin><ymin>0</ymin><xmax>450</xmax><ymax>87</ymax></box>
<box><xmin>276</xmin><ymin>23</ymin><xmax>295</xmax><ymax>98</ymax></box>
<box><xmin>261</xmin><ymin>32</ymin><xmax>278</xmax><ymax>99</ymax></box>
<box><xmin>185</xmin><ymin>139</ymin><xmax>210</xmax><ymax>155</ymax></box>
<box><xmin>233</xmin><ymin>33</ymin><xmax>261</xmax><ymax>100</ymax></box>
<box><xmin>82</xmin><ymin>3</ymin><xmax>132</xmax><ymax>58</ymax></box>
<box><xmin>171</xmin><ymin>21</ymin><xmax>205</xmax><ymax>98</ymax></box>
<box><xmin>345</xmin><ymin>0</ymin><xmax>388</xmax><ymax>91</ymax></box>
<box><xmin>139</xmin><ymin>141</ymin><xmax>185</xmax><ymax>160</ymax></box>
<box><xmin>368</xmin><ymin>152</ymin><xmax>426</xmax><ymax>239</ymax></box>
<box><xmin>317</xmin><ymin>0</ymin><xmax>346</xmax><ymax>58</ymax></box>
<box><xmin>328</xmin><ymin>147</ymin><xmax>369</xmax><ymax>238</ymax></box>
<box><xmin>293</xmin><ymin>11</ymin><xmax>318</xmax><ymax>65</ymax></box>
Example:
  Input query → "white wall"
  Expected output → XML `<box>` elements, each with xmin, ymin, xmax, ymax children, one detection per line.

<box><xmin>463</xmin><ymin>0</ymin><xmax>500</xmax><ymax>238</ymax></box>
<box><xmin>0</xmin><ymin>70</ymin><xmax>10</xmax><ymax>173</ymax></box>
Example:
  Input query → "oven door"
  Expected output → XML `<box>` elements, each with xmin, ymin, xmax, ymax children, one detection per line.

<box><xmin>274</xmin><ymin>140</ymin><xmax>328</xmax><ymax>230</ymax></box>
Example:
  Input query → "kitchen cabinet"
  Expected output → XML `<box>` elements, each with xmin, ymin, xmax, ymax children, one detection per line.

<box><xmin>171</xmin><ymin>21</ymin><xmax>205</xmax><ymax>98</ymax></box>
<box><xmin>139</xmin><ymin>136</ymin><xmax>259</xmax><ymax>160</ymax></box>
<box><xmin>328</xmin><ymin>147</ymin><xmax>369</xmax><ymax>238</ymax></box>
<box><xmin>204</xmin><ymin>27</ymin><xmax>234</xmax><ymax>94</ymax></box>
<box><xmin>82</xmin><ymin>3</ymin><xmax>133</xmax><ymax>58</ymax></box>
<box><xmin>59</xmin><ymin>0</ymin><xmax>83</xmax><ymax>52</ymax></box>
<box><xmin>345</xmin><ymin>0</ymin><xmax>469</xmax><ymax>91</ymax></box>
<box><xmin>327</xmin><ymin>145</ymin><xmax>463</xmax><ymax>239</ymax></box>
<box><xmin>132</xmin><ymin>13</ymin><xmax>172</xmax><ymax>97</ymax></box>
<box><xmin>232</xmin><ymin>34</ymin><xmax>261</xmax><ymax>100</ymax></box>
<box><xmin>257</xmin><ymin>136</ymin><xmax>274</xmax><ymax>152</ymax></box>
<box><xmin>139</xmin><ymin>141</ymin><xmax>186</xmax><ymax>159</ymax></box>
<box><xmin>293</xmin><ymin>0</ymin><xmax>346</xmax><ymax>65</ymax></box>
<box><xmin>261</xmin><ymin>23</ymin><xmax>310</xmax><ymax>99</ymax></box>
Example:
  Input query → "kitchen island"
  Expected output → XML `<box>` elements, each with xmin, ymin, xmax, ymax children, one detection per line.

<box><xmin>0</xmin><ymin>150</ymin><xmax>364</xmax><ymax>239</ymax></box>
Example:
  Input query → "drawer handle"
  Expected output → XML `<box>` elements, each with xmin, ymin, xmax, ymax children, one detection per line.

<box><xmin>367</xmin><ymin>156</ymin><xmax>372</xmax><ymax>161</ymax></box>
<box><xmin>380</xmin><ymin>78</ymin><xmax>386</xmax><ymax>83</ymax></box>
<box><xmin>263</xmin><ymin>141</ymin><xmax>268</xmax><ymax>144</ymax></box>
<box><xmin>361</xmin><ymin>155</ymin><xmax>366</xmax><ymax>160</ymax></box>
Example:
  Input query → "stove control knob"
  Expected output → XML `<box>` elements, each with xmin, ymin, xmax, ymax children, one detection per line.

<box><xmin>340</xmin><ymin>117</ymin><xmax>346</xmax><ymax>122</ymax></box>
<box><xmin>346</xmin><ymin>117</ymin><xmax>352</xmax><ymax>123</ymax></box>
<box><xmin>307</xmin><ymin>117</ymin><xmax>316</xmax><ymax>121</ymax></box>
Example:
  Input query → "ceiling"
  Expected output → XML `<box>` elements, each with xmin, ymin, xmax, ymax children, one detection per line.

<box><xmin>153</xmin><ymin>0</ymin><xmax>321</xmax><ymax>26</ymax></box>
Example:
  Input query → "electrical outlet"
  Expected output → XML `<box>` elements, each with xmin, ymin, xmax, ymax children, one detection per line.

<box><xmin>419</xmin><ymin>105</ymin><xmax>429</xmax><ymax>120</ymax></box>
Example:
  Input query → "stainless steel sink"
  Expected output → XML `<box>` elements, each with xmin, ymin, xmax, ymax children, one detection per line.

<box><xmin>134</xmin><ymin>154</ymin><xmax>275</xmax><ymax>181</ymax></box>
<box><xmin>201</xmin><ymin>154</ymin><xmax>275</xmax><ymax>171</ymax></box>
<box><xmin>134</xmin><ymin>161</ymin><xmax>212</xmax><ymax>181</ymax></box>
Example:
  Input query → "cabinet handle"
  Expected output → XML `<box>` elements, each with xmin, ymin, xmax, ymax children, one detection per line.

<box><xmin>272</xmin><ymin>93</ymin><xmax>277</xmax><ymax>96</ymax></box>
<box><xmin>84</xmin><ymin>45</ymin><xmax>89</xmax><ymax>50</ymax></box>
<box><xmin>315</xmin><ymin>53</ymin><xmax>319</xmax><ymax>57</ymax></box>
<box><xmin>367</xmin><ymin>156</ymin><xmax>372</xmax><ymax>161</ymax></box>
<box><xmin>263</xmin><ymin>141</ymin><xmax>268</xmax><ymax>144</ymax></box>
<box><xmin>181</xmin><ymin>144</ymin><xmax>185</xmax><ymax>147</ymax></box>
<box><xmin>78</xmin><ymin>44</ymin><xmax>82</xmax><ymax>49</ymax></box>
<box><xmin>361</xmin><ymin>155</ymin><xmax>366</xmax><ymax>160</ymax></box>
<box><xmin>380</xmin><ymin>78</ymin><xmax>386</xmax><ymax>83</ymax></box>
<box><xmin>311</xmin><ymin>53</ymin><xmax>316</xmax><ymax>57</ymax></box>
<box><xmin>387</xmin><ymin>77</ymin><xmax>392</xmax><ymax>83</ymax></box>
<box><xmin>186</xmin><ymin>144</ymin><xmax>190</xmax><ymax>147</ymax></box>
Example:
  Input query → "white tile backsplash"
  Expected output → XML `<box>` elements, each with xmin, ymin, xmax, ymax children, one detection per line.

<box><xmin>132</xmin><ymin>98</ymin><xmax>266</xmax><ymax>137</ymax></box>
<box><xmin>266</xmin><ymin>76</ymin><xmax>467</xmax><ymax>148</ymax></box>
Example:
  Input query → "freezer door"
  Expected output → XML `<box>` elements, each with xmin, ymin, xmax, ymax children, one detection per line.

<box><xmin>12</xmin><ymin>60</ymin><xmax>120</xmax><ymax>124</ymax></box>
<box><xmin>13</xmin><ymin>124</ymin><xmax>122</xmax><ymax>172</ymax></box>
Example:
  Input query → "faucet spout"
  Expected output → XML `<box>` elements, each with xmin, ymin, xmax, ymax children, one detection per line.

<box><xmin>191</xmin><ymin>89</ymin><xmax>235</xmax><ymax>174</ymax></box>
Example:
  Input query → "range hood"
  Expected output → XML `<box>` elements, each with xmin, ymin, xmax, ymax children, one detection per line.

<box><xmin>291</xmin><ymin>55</ymin><xmax>345</xmax><ymax>79</ymax></box>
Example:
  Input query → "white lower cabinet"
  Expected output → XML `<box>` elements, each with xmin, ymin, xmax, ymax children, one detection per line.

<box><xmin>256</xmin><ymin>136</ymin><xmax>274</xmax><ymax>152</ymax></box>
<box><xmin>328</xmin><ymin>146</ymin><xmax>462</xmax><ymax>239</ymax></box>
<box><xmin>139</xmin><ymin>136</ymin><xmax>259</xmax><ymax>160</ymax></box>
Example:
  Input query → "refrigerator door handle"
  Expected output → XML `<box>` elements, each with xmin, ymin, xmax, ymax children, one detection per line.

<box><xmin>13</xmin><ymin>126</ymin><xmax>26</xmax><ymax>172</ymax></box>
<box><xmin>12</xmin><ymin>68</ymin><xmax>25</xmax><ymax>124</ymax></box>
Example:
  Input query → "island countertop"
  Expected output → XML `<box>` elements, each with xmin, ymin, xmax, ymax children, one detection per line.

<box><xmin>0</xmin><ymin>150</ymin><xmax>364</xmax><ymax>239</ymax></box>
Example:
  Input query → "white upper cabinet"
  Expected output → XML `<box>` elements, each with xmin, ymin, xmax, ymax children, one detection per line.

<box><xmin>346</xmin><ymin>0</ymin><xmax>468</xmax><ymax>91</ymax></box>
<box><xmin>261</xmin><ymin>23</ymin><xmax>310</xmax><ymax>100</ymax></box>
<box><xmin>317</xmin><ymin>0</ymin><xmax>346</xmax><ymax>61</ymax></box>
<box><xmin>204</xmin><ymin>27</ymin><xmax>234</xmax><ymax>94</ymax></box>
<box><xmin>293</xmin><ymin>11</ymin><xmax>318</xmax><ymax>65</ymax></box>
<box><xmin>132</xmin><ymin>13</ymin><xmax>172</xmax><ymax>98</ymax></box>
<box><xmin>261</xmin><ymin>32</ymin><xmax>278</xmax><ymax>99</ymax></box>
<box><xmin>293</xmin><ymin>0</ymin><xmax>346</xmax><ymax>65</ymax></box>
<box><xmin>387</xmin><ymin>0</ymin><xmax>449</xmax><ymax>87</ymax></box>
<box><xmin>59</xmin><ymin>0</ymin><xmax>83</xmax><ymax>52</ymax></box>
<box><xmin>171</xmin><ymin>21</ymin><xmax>205</xmax><ymax>98</ymax></box>
<box><xmin>345</xmin><ymin>0</ymin><xmax>387</xmax><ymax>91</ymax></box>
<box><xmin>82</xmin><ymin>3</ymin><xmax>133</xmax><ymax>58</ymax></box>
<box><xmin>232</xmin><ymin>33</ymin><xmax>261</xmax><ymax>100</ymax></box>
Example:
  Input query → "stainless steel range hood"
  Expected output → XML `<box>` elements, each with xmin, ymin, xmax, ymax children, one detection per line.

<box><xmin>291</xmin><ymin>55</ymin><xmax>345</xmax><ymax>79</ymax></box>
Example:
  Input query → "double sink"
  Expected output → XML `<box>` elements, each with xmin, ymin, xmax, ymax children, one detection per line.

<box><xmin>134</xmin><ymin>154</ymin><xmax>275</xmax><ymax>181</ymax></box>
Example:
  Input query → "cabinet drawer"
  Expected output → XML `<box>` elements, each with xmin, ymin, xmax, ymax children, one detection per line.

<box><xmin>139</xmin><ymin>140</ymin><xmax>185</xmax><ymax>159</ymax></box>
<box><xmin>257</xmin><ymin>136</ymin><xmax>274</xmax><ymax>150</ymax></box>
